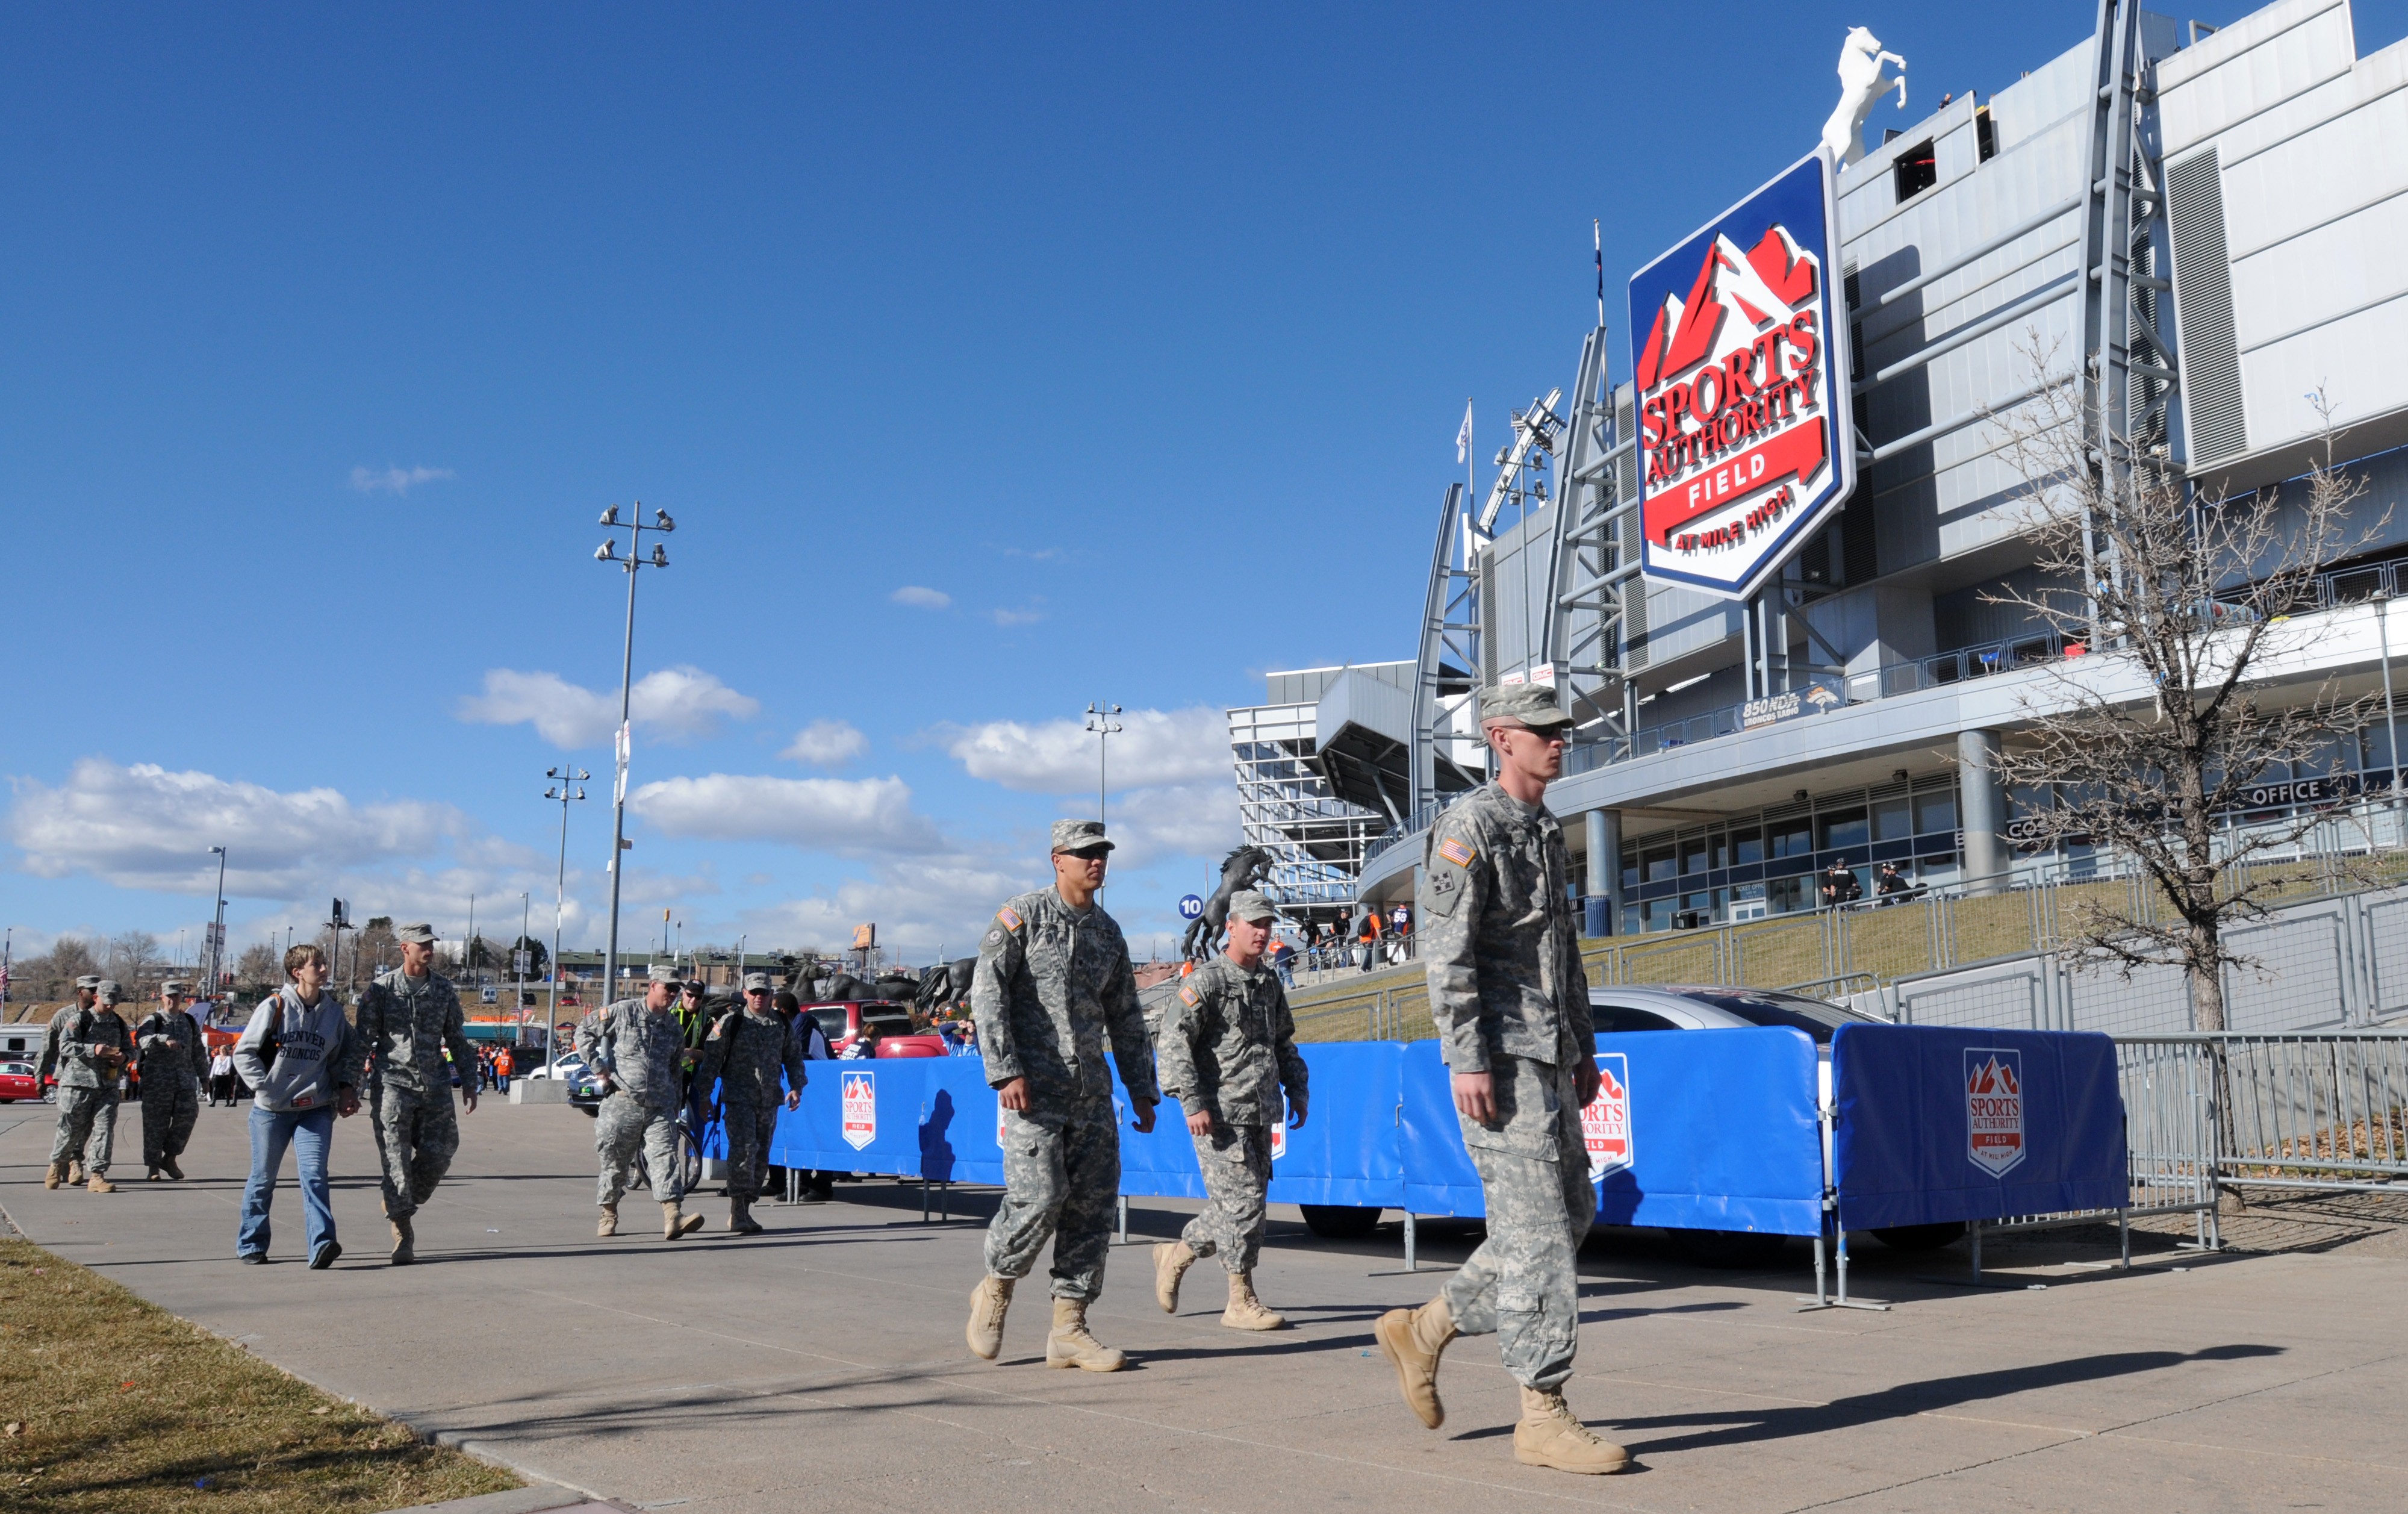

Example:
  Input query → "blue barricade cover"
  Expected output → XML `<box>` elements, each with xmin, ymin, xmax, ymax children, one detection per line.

<box><xmin>1831</xmin><ymin>1024</ymin><xmax>2129</xmax><ymax>1231</ymax></box>
<box><xmin>916</xmin><ymin>1059</ymin><xmax>1009</xmax><ymax>1187</ymax></box>
<box><xmin>1263</xmin><ymin>1040</ymin><xmax>1405</xmax><ymax>1209</ymax></box>
<box><xmin>770</xmin><ymin>1062</ymin><xmax>924</xmax><ymax>1178</ymax></box>
<box><xmin>1398</xmin><ymin>1041</ymin><xmax>1486</xmax><ymax>1217</ymax></box>
<box><xmin>1594</xmin><ymin>1028</ymin><xmax>1825</xmax><ymax>1236</ymax></box>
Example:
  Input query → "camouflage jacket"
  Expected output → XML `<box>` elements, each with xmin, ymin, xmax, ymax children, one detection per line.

<box><xmin>355</xmin><ymin>969</ymin><xmax>476</xmax><ymax>1097</ymax></box>
<box><xmin>1154</xmin><ymin>954</ymin><xmax>1307</xmax><ymax>1127</ymax></box>
<box><xmin>1416</xmin><ymin>781</ymin><xmax>1593</xmax><ymax>1072</ymax></box>
<box><xmin>136</xmin><ymin>1008</ymin><xmax>205</xmax><ymax>1086</ymax></box>
<box><xmin>697</xmin><ymin>1006</ymin><xmax>806</xmax><ymax>1109</ymax></box>
<box><xmin>576</xmin><ymin>998</ymin><xmax>689</xmax><ymax>1109</ymax></box>
<box><xmin>972</xmin><ymin>886</ymin><xmax>1158</xmax><ymax>1110</ymax></box>
<box><xmin>36</xmin><ymin>1004</ymin><xmax>78</xmax><ymax>1083</ymax></box>
<box><xmin>58</xmin><ymin>1008</ymin><xmax>135</xmax><ymax>1091</ymax></box>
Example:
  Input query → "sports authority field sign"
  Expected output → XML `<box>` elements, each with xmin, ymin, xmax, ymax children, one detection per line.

<box><xmin>1964</xmin><ymin>1048</ymin><xmax>2026</xmax><ymax>1177</ymax></box>
<box><xmin>841</xmin><ymin>1069</ymin><xmax>876</xmax><ymax>1150</ymax></box>
<box><xmin>1582</xmin><ymin>1053</ymin><xmax>1632</xmax><ymax>1180</ymax></box>
<box><xmin>1629</xmin><ymin>148</ymin><xmax>1856</xmax><ymax>599</ymax></box>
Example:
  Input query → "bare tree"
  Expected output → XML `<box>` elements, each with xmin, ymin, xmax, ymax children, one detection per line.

<box><xmin>1984</xmin><ymin>348</ymin><xmax>2385</xmax><ymax>1033</ymax></box>
<box><xmin>10</xmin><ymin>936</ymin><xmax>100</xmax><ymax>1006</ymax></box>
<box><xmin>104</xmin><ymin>931</ymin><xmax>172</xmax><ymax>999</ymax></box>
<box><xmin>235</xmin><ymin>942</ymin><xmax>283</xmax><ymax>992</ymax></box>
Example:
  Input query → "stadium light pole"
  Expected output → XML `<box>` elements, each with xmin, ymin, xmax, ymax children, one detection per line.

<box><xmin>544</xmin><ymin>766</ymin><xmax>590</xmax><ymax>1073</ymax></box>
<box><xmin>1084</xmin><ymin>702</ymin><xmax>1123</xmax><ymax>827</ymax></box>
<box><xmin>205</xmin><ymin>846</ymin><xmax>228</xmax><ymax>998</ymax></box>
<box><xmin>593</xmin><ymin>502</ymin><xmax>674</xmax><ymax>1003</ymax></box>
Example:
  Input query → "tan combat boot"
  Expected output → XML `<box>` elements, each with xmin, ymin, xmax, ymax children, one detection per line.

<box><xmin>663</xmin><ymin>1203</ymin><xmax>705</xmax><ymax>1239</ymax></box>
<box><xmin>966</xmin><ymin>1274</ymin><xmax>1015</xmax><ymax>1360</ymax></box>
<box><xmin>1373</xmin><ymin>1295</ymin><xmax>1457</xmax><ymax>1428</ymax></box>
<box><xmin>727</xmin><ymin>1198</ymin><xmax>763</xmax><ymax>1235</ymax></box>
<box><xmin>597</xmin><ymin>1203</ymin><xmax>619</xmax><ymax>1237</ymax></box>
<box><xmin>1152</xmin><ymin>1240</ymin><xmax>1198</xmax><ymax>1313</ymax></box>
<box><xmin>1044</xmin><ymin>1297</ymin><xmax>1127</xmax><ymax>1372</ymax></box>
<box><xmin>66</xmin><ymin>1159</ymin><xmax>84</xmax><ymax>1185</ymax></box>
<box><xmin>45</xmin><ymin>1162</ymin><xmax>65</xmax><ymax>1190</ymax></box>
<box><xmin>389</xmin><ymin>1215</ymin><xmax>415</xmax><ymax>1266</ymax></box>
<box><xmin>1222</xmin><ymin>1272</ymin><xmax>1285</xmax><ymax>1330</ymax></box>
<box><xmin>1512</xmin><ymin>1385</ymin><xmax>1630</xmax><ymax>1474</ymax></box>
<box><xmin>87</xmin><ymin>1172</ymin><xmax>116</xmax><ymax>1194</ymax></box>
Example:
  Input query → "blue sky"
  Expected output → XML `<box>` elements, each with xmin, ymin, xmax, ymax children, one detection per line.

<box><xmin>8</xmin><ymin>0</ymin><xmax>2403</xmax><ymax>971</ymax></box>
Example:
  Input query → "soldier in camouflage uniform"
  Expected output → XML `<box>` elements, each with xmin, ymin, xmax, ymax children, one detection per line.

<box><xmin>1151</xmin><ymin>889</ymin><xmax>1309</xmax><ymax>1331</ymax></box>
<box><xmin>355</xmin><ymin>923</ymin><xmax>479</xmax><ymax>1264</ymax></box>
<box><xmin>694</xmin><ymin>970</ymin><xmax>804</xmax><ymax>1234</ymax></box>
<box><xmin>964</xmin><ymin>818</ymin><xmax>1159</xmax><ymax>1374</ymax></box>
<box><xmin>46</xmin><ymin>980</ymin><xmax>135</xmax><ymax>1193</ymax></box>
<box><xmin>136</xmin><ymin>980</ymin><xmax>206</xmax><ymax>1180</ymax></box>
<box><xmin>1375</xmin><ymin>683</ymin><xmax>1628</xmax><ymax>1476</ymax></box>
<box><xmin>38</xmin><ymin>976</ymin><xmax>104</xmax><ymax>1185</ymax></box>
<box><xmin>579</xmin><ymin>963</ymin><xmax>709</xmax><ymax>1240</ymax></box>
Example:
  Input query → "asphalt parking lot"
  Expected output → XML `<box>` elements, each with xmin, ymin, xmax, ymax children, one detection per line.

<box><xmin>5</xmin><ymin>1099</ymin><xmax>2404</xmax><ymax>1512</ymax></box>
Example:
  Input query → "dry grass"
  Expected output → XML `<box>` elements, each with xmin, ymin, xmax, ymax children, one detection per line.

<box><xmin>0</xmin><ymin>1235</ymin><xmax>518</xmax><ymax>1513</ymax></box>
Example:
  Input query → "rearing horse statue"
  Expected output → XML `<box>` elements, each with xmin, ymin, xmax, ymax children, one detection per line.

<box><xmin>1181</xmin><ymin>844</ymin><xmax>1274</xmax><ymax>961</ymax></box>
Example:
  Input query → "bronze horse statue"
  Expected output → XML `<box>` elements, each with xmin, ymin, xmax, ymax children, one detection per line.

<box><xmin>1181</xmin><ymin>844</ymin><xmax>1274</xmax><ymax>961</ymax></box>
<box><xmin>915</xmin><ymin>956</ymin><xmax>977</xmax><ymax>1017</ymax></box>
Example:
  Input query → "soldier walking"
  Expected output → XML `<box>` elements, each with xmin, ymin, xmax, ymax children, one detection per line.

<box><xmin>1375</xmin><ymin>683</ymin><xmax>1628</xmax><ymax>1475</ymax></box>
<box><xmin>37</xmin><ymin>976</ymin><xmax>104</xmax><ymax>1185</ymax></box>
<box><xmin>964</xmin><ymin>818</ymin><xmax>1159</xmax><ymax>1372</ymax></box>
<box><xmin>693</xmin><ymin>971</ymin><xmax>803</xmax><ymax>1234</ymax></box>
<box><xmin>355</xmin><ymin>923</ymin><xmax>478</xmax><ymax>1264</ymax></box>
<box><xmin>1151</xmin><ymin>889</ymin><xmax>1308</xmax><ymax>1330</ymax></box>
<box><xmin>46</xmin><ymin>980</ymin><xmax>134</xmax><ymax>1193</ymax></box>
<box><xmin>137</xmin><ymin>980</ymin><xmax>205</xmax><ymax>1180</ymax></box>
<box><xmin>577</xmin><ymin>964</ymin><xmax>709</xmax><ymax>1240</ymax></box>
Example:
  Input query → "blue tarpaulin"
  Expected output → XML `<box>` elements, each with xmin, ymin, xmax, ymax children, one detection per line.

<box><xmin>1829</xmin><ymin>1023</ymin><xmax>2129</xmax><ymax>1231</ymax></box>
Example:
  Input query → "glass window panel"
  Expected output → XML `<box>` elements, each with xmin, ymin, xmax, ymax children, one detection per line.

<box><xmin>1731</xmin><ymin>826</ymin><xmax>1765</xmax><ymax>864</ymax></box>
<box><xmin>1769</xmin><ymin>820</ymin><xmax>1814</xmax><ymax>858</ymax></box>
<box><xmin>1644</xmin><ymin>846</ymin><xmax>1677</xmax><ymax>883</ymax></box>
<box><xmin>1679</xmin><ymin>838</ymin><xmax>1710</xmax><ymax>875</ymax></box>
<box><xmin>1818</xmin><ymin>807</ymin><xmax>1869</xmax><ymax>850</ymax></box>
<box><xmin>1914</xmin><ymin>789</ymin><xmax>1957</xmax><ymax>835</ymax></box>
<box><xmin>1872</xmin><ymin>796</ymin><xmax>1913</xmax><ymax>841</ymax></box>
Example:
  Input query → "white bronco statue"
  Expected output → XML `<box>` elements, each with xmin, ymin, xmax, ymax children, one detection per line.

<box><xmin>1820</xmin><ymin>26</ymin><xmax>1908</xmax><ymax>164</ymax></box>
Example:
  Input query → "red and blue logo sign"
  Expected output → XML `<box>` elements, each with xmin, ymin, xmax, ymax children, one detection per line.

<box><xmin>841</xmin><ymin>1069</ymin><xmax>876</xmax><ymax>1150</ymax></box>
<box><xmin>1964</xmin><ymin>1048</ymin><xmax>2026</xmax><ymax>1177</ymax></box>
<box><xmin>1582</xmin><ymin>1053</ymin><xmax>1632</xmax><ymax>1180</ymax></box>
<box><xmin>1629</xmin><ymin>148</ymin><xmax>1856</xmax><ymax>599</ymax></box>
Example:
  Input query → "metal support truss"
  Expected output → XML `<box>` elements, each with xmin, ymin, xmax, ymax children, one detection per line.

<box><xmin>1410</xmin><ymin>481</ymin><xmax>1487</xmax><ymax>817</ymax></box>
<box><xmin>1540</xmin><ymin>326</ymin><xmax>1637</xmax><ymax>753</ymax></box>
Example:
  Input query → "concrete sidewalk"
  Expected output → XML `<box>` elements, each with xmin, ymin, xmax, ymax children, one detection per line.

<box><xmin>4</xmin><ymin>1099</ymin><xmax>2403</xmax><ymax>1512</ymax></box>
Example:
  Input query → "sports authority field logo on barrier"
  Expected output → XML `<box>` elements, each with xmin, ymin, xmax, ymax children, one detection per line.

<box><xmin>1582</xmin><ymin>1053</ymin><xmax>1632</xmax><ymax>1179</ymax></box>
<box><xmin>1270</xmin><ymin>1114</ymin><xmax>1287</xmax><ymax>1162</ymax></box>
<box><xmin>1964</xmin><ymin>1048</ymin><xmax>2026</xmax><ymax>1176</ymax></box>
<box><xmin>1629</xmin><ymin>148</ymin><xmax>1856</xmax><ymax>599</ymax></box>
<box><xmin>841</xmin><ymin>1069</ymin><xmax>876</xmax><ymax>1150</ymax></box>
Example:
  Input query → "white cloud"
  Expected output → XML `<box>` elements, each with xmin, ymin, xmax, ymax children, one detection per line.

<box><xmin>456</xmin><ymin>666</ymin><xmax>760</xmax><ymax>748</ymax></box>
<box><xmin>350</xmin><ymin>464</ymin><xmax>456</xmax><ymax>496</ymax></box>
<box><xmin>630</xmin><ymin>773</ymin><xmax>942</xmax><ymax>855</ymax></box>
<box><xmin>747</xmin><ymin>856</ymin><xmax>1039</xmax><ymax>958</ymax></box>
<box><xmin>6</xmin><ymin>758</ymin><xmax>466</xmax><ymax>898</ymax></box>
<box><xmin>891</xmin><ymin>585</ymin><xmax>951</xmax><ymax>609</ymax></box>
<box><xmin>1089</xmin><ymin>782</ymin><xmax>1240</xmax><ymax>867</ymax></box>
<box><xmin>942</xmin><ymin>706</ymin><xmax>1231</xmax><ymax>793</ymax></box>
<box><xmin>991</xmin><ymin>606</ymin><xmax>1046</xmax><ymax>627</ymax></box>
<box><xmin>780</xmin><ymin>719</ymin><xmax>869</xmax><ymax>768</ymax></box>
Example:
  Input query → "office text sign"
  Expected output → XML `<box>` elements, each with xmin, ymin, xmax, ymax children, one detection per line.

<box><xmin>1631</xmin><ymin>149</ymin><xmax>1855</xmax><ymax>599</ymax></box>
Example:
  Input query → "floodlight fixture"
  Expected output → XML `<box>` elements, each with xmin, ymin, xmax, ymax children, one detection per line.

<box><xmin>650</xmin><ymin>544</ymin><xmax>669</xmax><ymax>567</ymax></box>
<box><xmin>600</xmin><ymin>504</ymin><xmax>620</xmax><ymax>526</ymax></box>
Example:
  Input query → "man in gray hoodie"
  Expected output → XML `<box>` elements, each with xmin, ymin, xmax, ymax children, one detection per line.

<box><xmin>233</xmin><ymin>944</ymin><xmax>361</xmax><ymax>1269</ymax></box>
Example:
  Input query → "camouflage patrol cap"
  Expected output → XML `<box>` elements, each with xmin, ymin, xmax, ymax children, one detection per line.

<box><xmin>1227</xmin><ymin>889</ymin><xmax>1278</xmax><ymax>924</ymax></box>
<box><xmin>161</xmin><ymin>980</ymin><xmax>189</xmax><ymax>995</ymax></box>
<box><xmin>646</xmin><ymin>963</ymin><xmax>680</xmax><ymax>983</ymax></box>
<box><xmin>396</xmin><ymin>923</ymin><xmax>438</xmax><ymax>945</ymax></box>
<box><xmin>742</xmin><ymin>971</ymin><xmax>771</xmax><ymax>992</ymax></box>
<box><xmin>1050</xmin><ymin>818</ymin><xmax>1114</xmax><ymax>853</ymax></box>
<box><xmin>96</xmin><ymin>980</ymin><xmax>125</xmax><ymax>1005</ymax></box>
<box><xmin>75</xmin><ymin>974</ymin><xmax>102</xmax><ymax>990</ymax></box>
<box><xmin>1478</xmin><ymin>681</ymin><xmax>1575</xmax><ymax>732</ymax></box>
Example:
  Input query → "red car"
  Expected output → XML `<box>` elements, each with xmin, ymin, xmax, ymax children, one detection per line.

<box><xmin>0</xmin><ymin>1061</ymin><xmax>42</xmax><ymax>1102</ymax></box>
<box><xmin>804</xmin><ymin>1001</ymin><xmax>948</xmax><ymax>1058</ymax></box>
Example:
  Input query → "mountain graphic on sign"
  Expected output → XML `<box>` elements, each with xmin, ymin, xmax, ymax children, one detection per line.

<box><xmin>1967</xmin><ymin>1056</ymin><xmax>2020</xmax><ymax>1096</ymax></box>
<box><xmin>1635</xmin><ymin>226</ymin><xmax>1820</xmax><ymax>393</ymax></box>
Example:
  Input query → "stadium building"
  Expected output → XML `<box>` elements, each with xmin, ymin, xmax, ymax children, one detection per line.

<box><xmin>1234</xmin><ymin>0</ymin><xmax>2408</xmax><ymax>944</ymax></box>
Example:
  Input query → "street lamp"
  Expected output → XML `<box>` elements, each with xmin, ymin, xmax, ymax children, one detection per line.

<box><xmin>1084</xmin><ymin>702</ymin><xmax>1124</xmax><ymax>827</ymax></box>
<box><xmin>594</xmin><ymin>502</ymin><xmax>675</xmax><ymax>998</ymax></box>
<box><xmin>544</xmin><ymin>766</ymin><xmax>590</xmax><ymax>1073</ymax></box>
<box><xmin>205</xmin><ymin>846</ymin><xmax>228</xmax><ymax>997</ymax></box>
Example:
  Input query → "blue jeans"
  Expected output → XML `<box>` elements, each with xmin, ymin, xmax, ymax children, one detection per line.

<box><xmin>238</xmin><ymin>1104</ymin><xmax>337</xmax><ymax>1259</ymax></box>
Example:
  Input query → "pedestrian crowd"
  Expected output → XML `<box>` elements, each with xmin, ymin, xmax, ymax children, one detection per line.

<box><xmin>31</xmin><ymin>680</ymin><xmax>1632</xmax><ymax>1478</ymax></box>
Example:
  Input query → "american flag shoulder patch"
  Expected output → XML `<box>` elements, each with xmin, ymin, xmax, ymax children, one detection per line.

<box><xmin>997</xmin><ymin>906</ymin><xmax>1022</xmax><ymax>930</ymax></box>
<box><xmin>1437</xmin><ymin>836</ymin><xmax>1476</xmax><ymax>868</ymax></box>
<box><xmin>1178</xmin><ymin>985</ymin><xmax>1198</xmax><ymax>1006</ymax></box>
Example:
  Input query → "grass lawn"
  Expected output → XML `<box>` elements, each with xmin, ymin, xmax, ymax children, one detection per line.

<box><xmin>0</xmin><ymin>1235</ymin><xmax>520</xmax><ymax>1512</ymax></box>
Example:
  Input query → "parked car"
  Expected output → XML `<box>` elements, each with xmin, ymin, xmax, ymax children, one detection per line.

<box><xmin>1296</xmin><ymin>985</ymin><xmax>1961</xmax><ymax>1265</ymax></box>
<box><xmin>804</xmin><ymin>1002</ymin><xmax>947</xmax><ymax>1058</ymax></box>
<box><xmin>523</xmin><ymin>1051</ymin><xmax>609</xmax><ymax>1112</ymax></box>
<box><xmin>0</xmin><ymin>1060</ymin><xmax>40</xmax><ymax>1102</ymax></box>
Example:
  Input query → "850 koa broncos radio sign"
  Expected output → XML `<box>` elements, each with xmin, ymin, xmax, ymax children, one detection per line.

<box><xmin>1629</xmin><ymin>148</ymin><xmax>1856</xmax><ymax>599</ymax></box>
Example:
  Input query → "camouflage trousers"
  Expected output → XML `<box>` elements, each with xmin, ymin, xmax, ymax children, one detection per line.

<box><xmin>1181</xmin><ymin>1122</ymin><xmax>1272</xmax><ymax>1274</ymax></box>
<box><xmin>141</xmin><ymin>1080</ymin><xmax>199</xmax><ymax>1168</ymax></box>
<box><xmin>985</xmin><ymin>1094</ymin><xmax>1120</xmax><ymax>1302</ymax></box>
<box><xmin>721</xmin><ymin>1101</ymin><xmax>777</xmax><ymax>1201</ymax></box>
<box><xmin>597</xmin><ymin>1093</ymin><xmax>685</xmax><ymax>1206</ymax></box>
<box><xmin>50</xmin><ymin>1086</ymin><xmax>120</xmax><ymax>1173</ymax></box>
<box><xmin>1442</xmin><ymin>1056</ymin><xmax>1593</xmax><ymax>1391</ymax></box>
<box><xmin>370</xmin><ymin>1085</ymin><xmax>461</xmax><ymax>1221</ymax></box>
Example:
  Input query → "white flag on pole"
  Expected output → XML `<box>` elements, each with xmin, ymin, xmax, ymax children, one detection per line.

<box><xmin>1455</xmin><ymin>400</ymin><xmax>1473</xmax><ymax>464</ymax></box>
